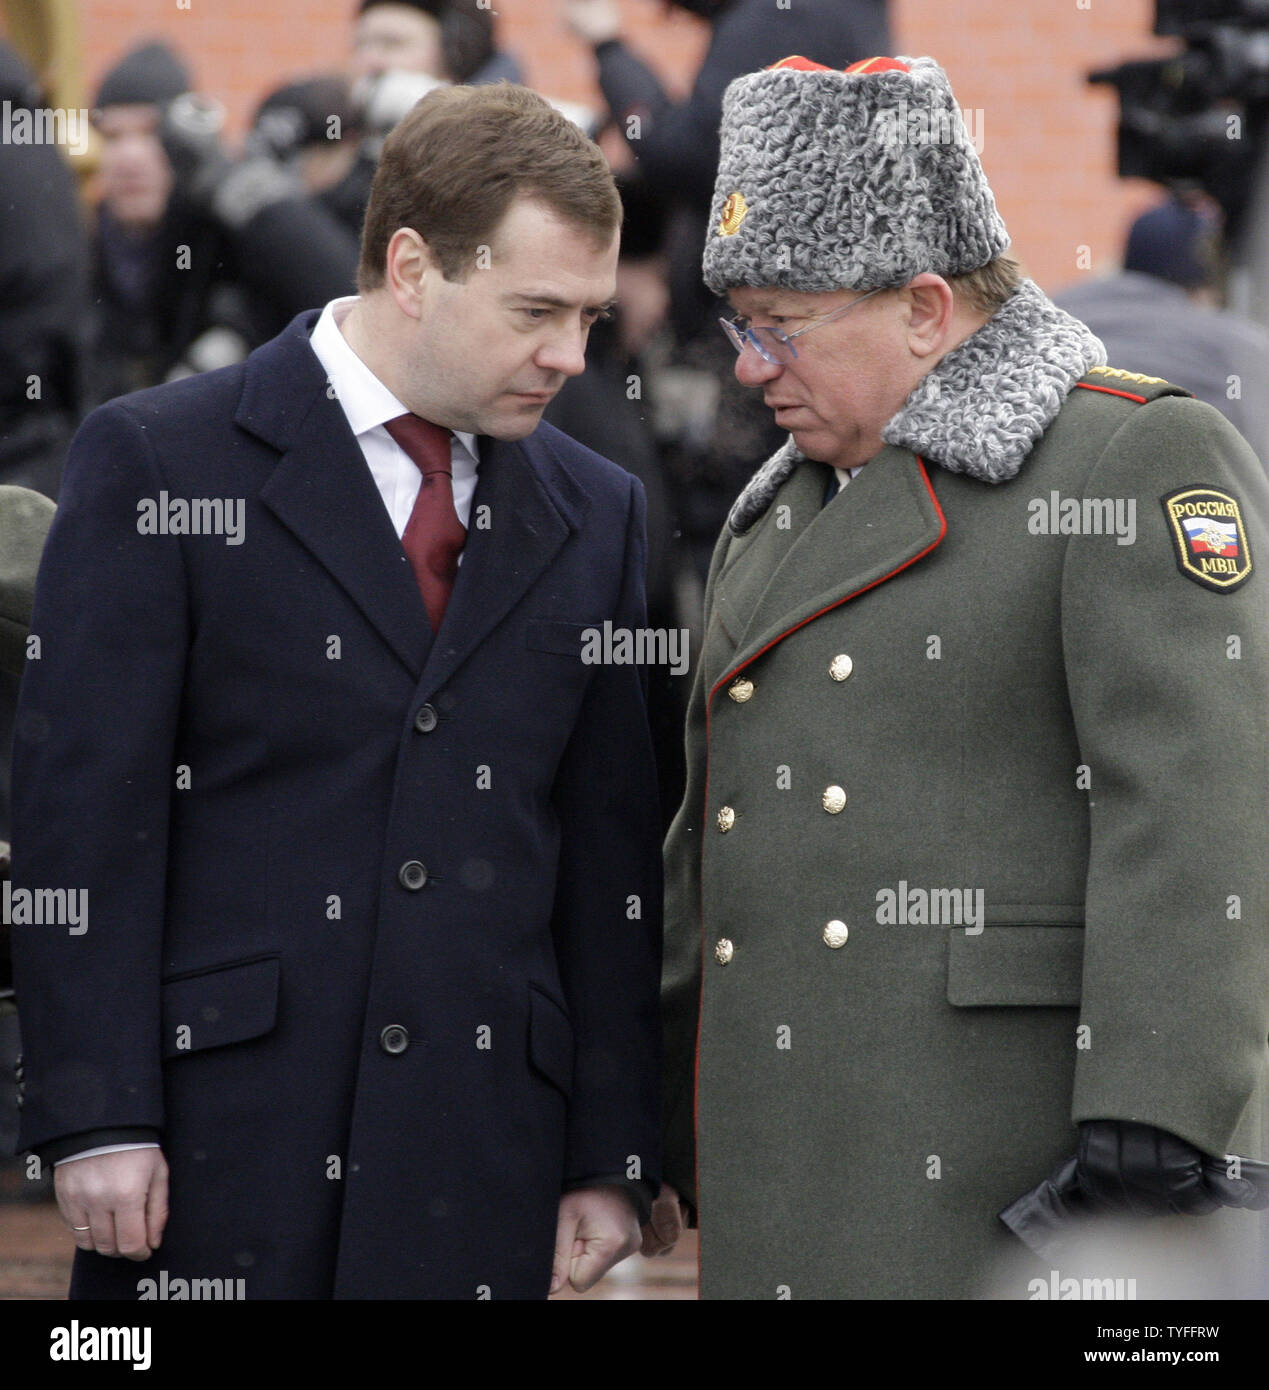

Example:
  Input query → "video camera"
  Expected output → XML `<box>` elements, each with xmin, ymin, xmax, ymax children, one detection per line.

<box><xmin>1090</xmin><ymin>0</ymin><xmax>1269</xmax><ymax>235</ymax></box>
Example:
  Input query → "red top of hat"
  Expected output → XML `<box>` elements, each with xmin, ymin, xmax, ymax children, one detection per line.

<box><xmin>767</xmin><ymin>55</ymin><xmax>911</xmax><ymax>75</ymax></box>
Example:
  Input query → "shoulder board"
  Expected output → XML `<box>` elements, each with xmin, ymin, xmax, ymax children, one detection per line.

<box><xmin>1076</xmin><ymin>364</ymin><xmax>1193</xmax><ymax>404</ymax></box>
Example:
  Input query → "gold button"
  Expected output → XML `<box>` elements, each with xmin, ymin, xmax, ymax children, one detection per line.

<box><xmin>821</xmin><ymin>785</ymin><xmax>847</xmax><ymax>814</ymax></box>
<box><xmin>715</xmin><ymin>937</ymin><xmax>734</xmax><ymax>965</ymax></box>
<box><xmin>829</xmin><ymin>654</ymin><xmax>853</xmax><ymax>682</ymax></box>
<box><xmin>728</xmin><ymin>677</ymin><xmax>754</xmax><ymax>703</ymax></box>
<box><xmin>823</xmin><ymin>920</ymin><xmax>849</xmax><ymax>949</ymax></box>
<box><xmin>717</xmin><ymin>805</ymin><xmax>736</xmax><ymax>832</ymax></box>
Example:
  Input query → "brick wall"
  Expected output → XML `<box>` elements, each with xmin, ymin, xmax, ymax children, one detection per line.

<box><xmin>19</xmin><ymin>0</ymin><xmax>1179</xmax><ymax>291</ymax></box>
<box><xmin>893</xmin><ymin>0</ymin><xmax>1176</xmax><ymax>292</ymax></box>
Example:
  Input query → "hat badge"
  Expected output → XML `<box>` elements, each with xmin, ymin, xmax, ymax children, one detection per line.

<box><xmin>719</xmin><ymin>191</ymin><xmax>748</xmax><ymax>236</ymax></box>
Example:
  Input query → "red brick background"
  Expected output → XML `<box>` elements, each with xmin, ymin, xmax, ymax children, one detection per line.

<box><xmin>1</xmin><ymin>0</ymin><xmax>1181</xmax><ymax>292</ymax></box>
<box><xmin>896</xmin><ymin>0</ymin><xmax>1176</xmax><ymax>293</ymax></box>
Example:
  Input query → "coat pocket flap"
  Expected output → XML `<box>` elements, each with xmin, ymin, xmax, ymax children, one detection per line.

<box><xmin>524</xmin><ymin>620</ymin><xmax>597</xmax><ymax>658</ymax></box>
<box><xmin>161</xmin><ymin>956</ymin><xmax>281</xmax><ymax>1059</ymax></box>
<box><xmin>947</xmin><ymin>926</ymin><xmax>1083</xmax><ymax>1007</ymax></box>
<box><xmin>527</xmin><ymin>984</ymin><xmax>574</xmax><ymax>1097</ymax></box>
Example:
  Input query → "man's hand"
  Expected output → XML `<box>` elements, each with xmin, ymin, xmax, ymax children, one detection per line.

<box><xmin>640</xmin><ymin>1181</ymin><xmax>688</xmax><ymax>1257</ymax></box>
<box><xmin>550</xmin><ymin>1185</ymin><xmax>640</xmax><ymax>1294</ymax></box>
<box><xmin>55</xmin><ymin>1149</ymin><xmax>169</xmax><ymax>1261</ymax></box>
<box><xmin>562</xmin><ymin>0</ymin><xmax>622</xmax><ymax>47</ymax></box>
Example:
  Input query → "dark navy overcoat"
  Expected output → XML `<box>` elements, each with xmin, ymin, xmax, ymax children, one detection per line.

<box><xmin>11</xmin><ymin>310</ymin><xmax>663</xmax><ymax>1298</ymax></box>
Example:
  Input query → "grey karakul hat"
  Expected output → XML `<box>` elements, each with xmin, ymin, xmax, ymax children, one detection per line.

<box><xmin>703</xmin><ymin>54</ymin><xmax>1009</xmax><ymax>295</ymax></box>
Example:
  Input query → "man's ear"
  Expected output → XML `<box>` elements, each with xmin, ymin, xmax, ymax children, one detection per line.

<box><xmin>902</xmin><ymin>273</ymin><xmax>955</xmax><ymax>359</ymax></box>
<box><xmin>385</xmin><ymin>228</ymin><xmax>437</xmax><ymax>320</ymax></box>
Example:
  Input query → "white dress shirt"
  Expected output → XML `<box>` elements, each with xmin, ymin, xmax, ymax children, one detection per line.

<box><xmin>309</xmin><ymin>296</ymin><xmax>479</xmax><ymax>557</ymax></box>
<box><xmin>53</xmin><ymin>299</ymin><xmax>479</xmax><ymax>1171</ymax></box>
<box><xmin>834</xmin><ymin>464</ymin><xmax>865</xmax><ymax>492</ymax></box>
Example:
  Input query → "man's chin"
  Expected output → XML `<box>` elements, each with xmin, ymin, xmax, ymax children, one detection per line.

<box><xmin>483</xmin><ymin>418</ymin><xmax>542</xmax><ymax>443</ymax></box>
<box><xmin>468</xmin><ymin>403</ymin><xmax>549</xmax><ymax>443</ymax></box>
<box><xmin>783</xmin><ymin>424</ymin><xmax>833</xmax><ymax>460</ymax></box>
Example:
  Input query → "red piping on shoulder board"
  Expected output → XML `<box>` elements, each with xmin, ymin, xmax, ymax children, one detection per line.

<box><xmin>692</xmin><ymin>455</ymin><xmax>947</xmax><ymax>1292</ymax></box>
<box><xmin>1076</xmin><ymin>382</ymin><xmax>1148</xmax><ymax>405</ymax></box>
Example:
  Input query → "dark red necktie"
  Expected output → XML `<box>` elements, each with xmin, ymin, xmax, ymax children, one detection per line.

<box><xmin>383</xmin><ymin>413</ymin><xmax>467</xmax><ymax>633</ymax></box>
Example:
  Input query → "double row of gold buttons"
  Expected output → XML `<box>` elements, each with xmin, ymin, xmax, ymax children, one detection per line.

<box><xmin>714</xmin><ymin>653</ymin><xmax>854</xmax><ymax>966</ymax></box>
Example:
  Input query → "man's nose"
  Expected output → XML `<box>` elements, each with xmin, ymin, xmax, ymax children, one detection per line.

<box><xmin>537</xmin><ymin>324</ymin><xmax>588</xmax><ymax>378</ymax></box>
<box><xmin>734</xmin><ymin>339</ymin><xmax>784</xmax><ymax>387</ymax></box>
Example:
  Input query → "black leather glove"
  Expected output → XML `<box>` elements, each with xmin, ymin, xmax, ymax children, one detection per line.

<box><xmin>1077</xmin><ymin>1119</ymin><xmax>1220</xmax><ymax>1215</ymax></box>
<box><xmin>999</xmin><ymin>1120</ymin><xmax>1269</xmax><ymax>1262</ymax></box>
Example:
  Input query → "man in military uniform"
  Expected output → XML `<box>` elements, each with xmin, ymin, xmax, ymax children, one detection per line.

<box><xmin>647</xmin><ymin>55</ymin><xmax>1269</xmax><ymax>1298</ymax></box>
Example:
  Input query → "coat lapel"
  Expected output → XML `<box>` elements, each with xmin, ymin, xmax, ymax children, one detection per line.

<box><xmin>241</xmin><ymin>314</ymin><xmax>582</xmax><ymax>692</ymax></box>
<box><xmin>717</xmin><ymin>446</ymin><xmax>947</xmax><ymax>683</ymax></box>
<box><xmin>416</xmin><ymin>432</ymin><xmax>577</xmax><ymax>699</ymax></box>
<box><xmin>244</xmin><ymin>312</ymin><xmax>432</xmax><ymax>679</ymax></box>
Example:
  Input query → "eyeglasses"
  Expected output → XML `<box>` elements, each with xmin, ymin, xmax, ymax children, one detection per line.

<box><xmin>719</xmin><ymin>287</ymin><xmax>886</xmax><ymax>365</ymax></box>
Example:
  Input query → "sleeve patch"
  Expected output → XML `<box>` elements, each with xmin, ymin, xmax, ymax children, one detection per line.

<box><xmin>1161</xmin><ymin>486</ymin><xmax>1253</xmax><ymax>592</ymax></box>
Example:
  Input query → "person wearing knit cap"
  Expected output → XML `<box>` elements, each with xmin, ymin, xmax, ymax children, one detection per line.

<box><xmin>352</xmin><ymin>0</ymin><xmax>522</xmax><ymax>87</ymax></box>
<box><xmin>94</xmin><ymin>41</ymin><xmax>191</xmax><ymax>113</ymax></box>
<box><xmin>654</xmin><ymin>55</ymin><xmax>1269</xmax><ymax>1298</ymax></box>
<box><xmin>1057</xmin><ymin>197</ymin><xmax>1269</xmax><ymax>467</ymax></box>
<box><xmin>87</xmin><ymin>41</ymin><xmax>364</xmax><ymax>401</ymax></box>
<box><xmin>91</xmin><ymin>42</ymin><xmax>191</xmax><ymax>239</ymax></box>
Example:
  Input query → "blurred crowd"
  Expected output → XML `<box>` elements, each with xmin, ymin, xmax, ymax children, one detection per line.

<box><xmin>1</xmin><ymin>0</ymin><xmax>1267</xmax><ymax>848</ymax></box>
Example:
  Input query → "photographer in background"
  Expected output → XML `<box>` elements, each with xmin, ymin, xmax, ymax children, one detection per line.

<box><xmin>334</xmin><ymin>1</ymin><xmax>528</xmax><ymax>237</ymax></box>
<box><xmin>89</xmin><ymin>43</ymin><xmax>362</xmax><ymax>403</ymax></box>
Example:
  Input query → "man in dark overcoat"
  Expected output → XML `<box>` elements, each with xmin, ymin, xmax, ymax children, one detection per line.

<box><xmin>12</xmin><ymin>82</ymin><xmax>663</xmax><ymax>1300</ymax></box>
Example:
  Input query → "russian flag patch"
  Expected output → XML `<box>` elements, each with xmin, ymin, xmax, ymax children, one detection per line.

<box><xmin>1162</xmin><ymin>486</ymin><xmax>1253</xmax><ymax>591</ymax></box>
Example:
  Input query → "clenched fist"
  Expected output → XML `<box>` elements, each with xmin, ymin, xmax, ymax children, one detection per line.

<box><xmin>55</xmin><ymin>1148</ymin><xmax>169</xmax><ymax>1261</ymax></box>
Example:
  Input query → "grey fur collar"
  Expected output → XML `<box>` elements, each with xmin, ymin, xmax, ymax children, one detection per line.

<box><xmin>727</xmin><ymin>277</ymin><xmax>1105</xmax><ymax>534</ymax></box>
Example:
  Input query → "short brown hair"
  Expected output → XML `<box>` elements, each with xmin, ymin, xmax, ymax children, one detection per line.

<box><xmin>357</xmin><ymin>83</ymin><xmax>622</xmax><ymax>290</ymax></box>
<box><xmin>947</xmin><ymin>255</ymin><xmax>1024</xmax><ymax>315</ymax></box>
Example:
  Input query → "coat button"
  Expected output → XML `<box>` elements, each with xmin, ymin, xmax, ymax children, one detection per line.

<box><xmin>823</xmin><ymin>920</ymin><xmax>849</xmax><ymax>949</ymax></box>
<box><xmin>715</xmin><ymin>938</ymin><xmax>734</xmax><ymax>965</ymax></box>
<box><xmin>398</xmin><ymin>860</ymin><xmax>428</xmax><ymax>890</ymax></box>
<box><xmin>821</xmin><ymin>785</ymin><xmax>847</xmax><ymax>814</ymax></box>
<box><xmin>829</xmin><ymin>654</ymin><xmax>853</xmax><ymax>681</ymax></box>
<box><xmin>379</xmin><ymin>1024</ymin><xmax>410</xmax><ymax>1054</ymax></box>
<box><xmin>414</xmin><ymin>703</ymin><xmax>439</xmax><ymax>733</ymax></box>
<box><xmin>717</xmin><ymin>805</ymin><xmax>736</xmax><ymax>832</ymax></box>
<box><xmin>728</xmin><ymin>677</ymin><xmax>754</xmax><ymax>703</ymax></box>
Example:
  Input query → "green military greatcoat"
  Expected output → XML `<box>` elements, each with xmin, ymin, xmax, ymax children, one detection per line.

<box><xmin>661</xmin><ymin>282</ymin><xmax>1269</xmax><ymax>1298</ymax></box>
